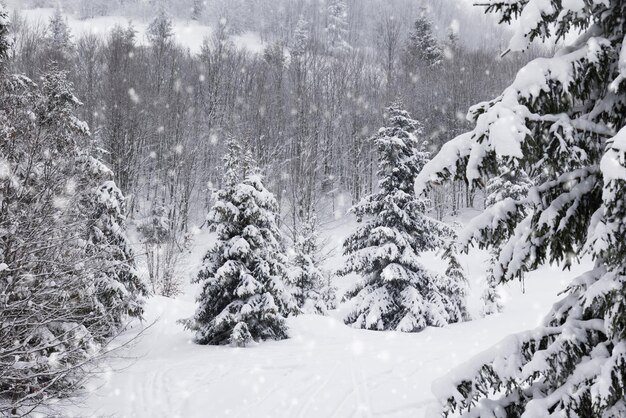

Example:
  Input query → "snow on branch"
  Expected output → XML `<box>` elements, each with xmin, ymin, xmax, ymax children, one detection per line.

<box><xmin>601</xmin><ymin>126</ymin><xmax>626</xmax><ymax>183</ymax></box>
<box><xmin>414</xmin><ymin>132</ymin><xmax>473</xmax><ymax>195</ymax></box>
<box><xmin>416</xmin><ymin>36</ymin><xmax>613</xmax><ymax>196</ymax></box>
<box><xmin>431</xmin><ymin>266</ymin><xmax>620</xmax><ymax>417</ymax></box>
<box><xmin>458</xmin><ymin>197</ymin><xmax>522</xmax><ymax>248</ymax></box>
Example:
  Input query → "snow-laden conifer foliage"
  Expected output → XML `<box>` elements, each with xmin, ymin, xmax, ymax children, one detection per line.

<box><xmin>326</xmin><ymin>0</ymin><xmax>351</xmax><ymax>56</ymax></box>
<box><xmin>288</xmin><ymin>217</ymin><xmax>337</xmax><ymax>315</ymax></box>
<box><xmin>84</xmin><ymin>174</ymin><xmax>148</xmax><ymax>333</ymax></box>
<box><xmin>184</xmin><ymin>140</ymin><xmax>296</xmax><ymax>346</ymax></box>
<box><xmin>416</xmin><ymin>1</ymin><xmax>626</xmax><ymax>415</ymax></box>
<box><xmin>481</xmin><ymin>167</ymin><xmax>533</xmax><ymax>316</ymax></box>
<box><xmin>0</xmin><ymin>7</ymin><xmax>145</xmax><ymax>413</ymax></box>
<box><xmin>340</xmin><ymin>105</ymin><xmax>467</xmax><ymax>332</ymax></box>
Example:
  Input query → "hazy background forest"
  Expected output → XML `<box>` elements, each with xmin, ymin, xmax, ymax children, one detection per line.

<box><xmin>4</xmin><ymin>0</ymin><xmax>544</xmax><ymax>296</ymax></box>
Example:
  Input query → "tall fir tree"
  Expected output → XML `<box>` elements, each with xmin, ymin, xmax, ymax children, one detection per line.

<box><xmin>291</xmin><ymin>16</ymin><xmax>310</xmax><ymax>59</ymax></box>
<box><xmin>403</xmin><ymin>11</ymin><xmax>442</xmax><ymax>71</ymax></box>
<box><xmin>83</xmin><ymin>167</ymin><xmax>149</xmax><ymax>333</ymax></box>
<box><xmin>0</xmin><ymin>9</ymin><xmax>144</xmax><ymax>411</ymax></box>
<box><xmin>42</xmin><ymin>8</ymin><xmax>74</xmax><ymax>69</ymax></box>
<box><xmin>184</xmin><ymin>140</ymin><xmax>297</xmax><ymax>346</ymax></box>
<box><xmin>45</xmin><ymin>69</ymin><xmax>147</xmax><ymax>331</ymax></box>
<box><xmin>326</xmin><ymin>0</ymin><xmax>351</xmax><ymax>56</ymax></box>
<box><xmin>340</xmin><ymin>104</ymin><xmax>467</xmax><ymax>332</ymax></box>
<box><xmin>416</xmin><ymin>1</ymin><xmax>626</xmax><ymax>415</ymax></box>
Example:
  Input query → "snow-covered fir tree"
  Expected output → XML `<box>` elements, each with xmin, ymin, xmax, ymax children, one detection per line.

<box><xmin>83</xmin><ymin>168</ymin><xmax>148</xmax><ymax>333</ymax></box>
<box><xmin>326</xmin><ymin>0</ymin><xmax>351</xmax><ymax>56</ymax></box>
<box><xmin>416</xmin><ymin>1</ymin><xmax>626</xmax><ymax>415</ymax></box>
<box><xmin>219</xmin><ymin>137</ymin><xmax>257</xmax><ymax>186</ymax></box>
<box><xmin>0</xmin><ymin>19</ymin><xmax>91</xmax><ymax>413</ymax></box>
<box><xmin>184</xmin><ymin>141</ymin><xmax>297</xmax><ymax>346</ymax></box>
<box><xmin>340</xmin><ymin>104</ymin><xmax>467</xmax><ymax>332</ymax></box>
<box><xmin>481</xmin><ymin>166</ymin><xmax>533</xmax><ymax>316</ymax></box>
<box><xmin>45</xmin><ymin>70</ymin><xmax>148</xmax><ymax>333</ymax></box>
<box><xmin>288</xmin><ymin>217</ymin><xmax>336</xmax><ymax>315</ymax></box>
<box><xmin>404</xmin><ymin>11</ymin><xmax>442</xmax><ymax>71</ymax></box>
<box><xmin>0</xmin><ymin>10</ymin><xmax>144</xmax><ymax>411</ymax></box>
<box><xmin>291</xmin><ymin>17</ymin><xmax>309</xmax><ymax>58</ymax></box>
<box><xmin>43</xmin><ymin>8</ymin><xmax>74</xmax><ymax>69</ymax></box>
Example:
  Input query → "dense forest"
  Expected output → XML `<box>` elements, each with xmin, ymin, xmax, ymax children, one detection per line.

<box><xmin>4</xmin><ymin>0</ymin><xmax>540</xmax><ymax>297</ymax></box>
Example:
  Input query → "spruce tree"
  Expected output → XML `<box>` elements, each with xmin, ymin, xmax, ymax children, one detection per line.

<box><xmin>84</xmin><ymin>172</ymin><xmax>148</xmax><ymax>333</ymax></box>
<box><xmin>404</xmin><ymin>11</ymin><xmax>442</xmax><ymax>71</ymax></box>
<box><xmin>42</xmin><ymin>8</ymin><xmax>74</xmax><ymax>69</ymax></box>
<box><xmin>0</xmin><ymin>20</ymin><xmax>91</xmax><ymax>413</ymax></box>
<box><xmin>0</xmin><ymin>9</ymin><xmax>143</xmax><ymax>411</ymax></box>
<box><xmin>291</xmin><ymin>17</ymin><xmax>310</xmax><ymax>60</ymax></box>
<box><xmin>416</xmin><ymin>1</ymin><xmax>626</xmax><ymax>415</ymax></box>
<box><xmin>340</xmin><ymin>104</ymin><xmax>466</xmax><ymax>332</ymax></box>
<box><xmin>326</xmin><ymin>0</ymin><xmax>351</xmax><ymax>56</ymax></box>
<box><xmin>184</xmin><ymin>141</ymin><xmax>296</xmax><ymax>346</ymax></box>
<box><xmin>43</xmin><ymin>70</ymin><xmax>147</xmax><ymax>332</ymax></box>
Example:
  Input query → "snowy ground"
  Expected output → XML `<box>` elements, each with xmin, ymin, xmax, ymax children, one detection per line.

<box><xmin>62</xmin><ymin>213</ymin><xmax>591</xmax><ymax>418</ymax></box>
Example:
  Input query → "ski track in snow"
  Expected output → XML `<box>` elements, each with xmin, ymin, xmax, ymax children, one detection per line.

<box><xmin>66</xmin><ymin>216</ymin><xmax>591</xmax><ymax>418</ymax></box>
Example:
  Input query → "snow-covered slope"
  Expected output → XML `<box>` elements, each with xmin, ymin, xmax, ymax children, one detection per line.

<box><xmin>63</xmin><ymin>214</ymin><xmax>590</xmax><ymax>418</ymax></box>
